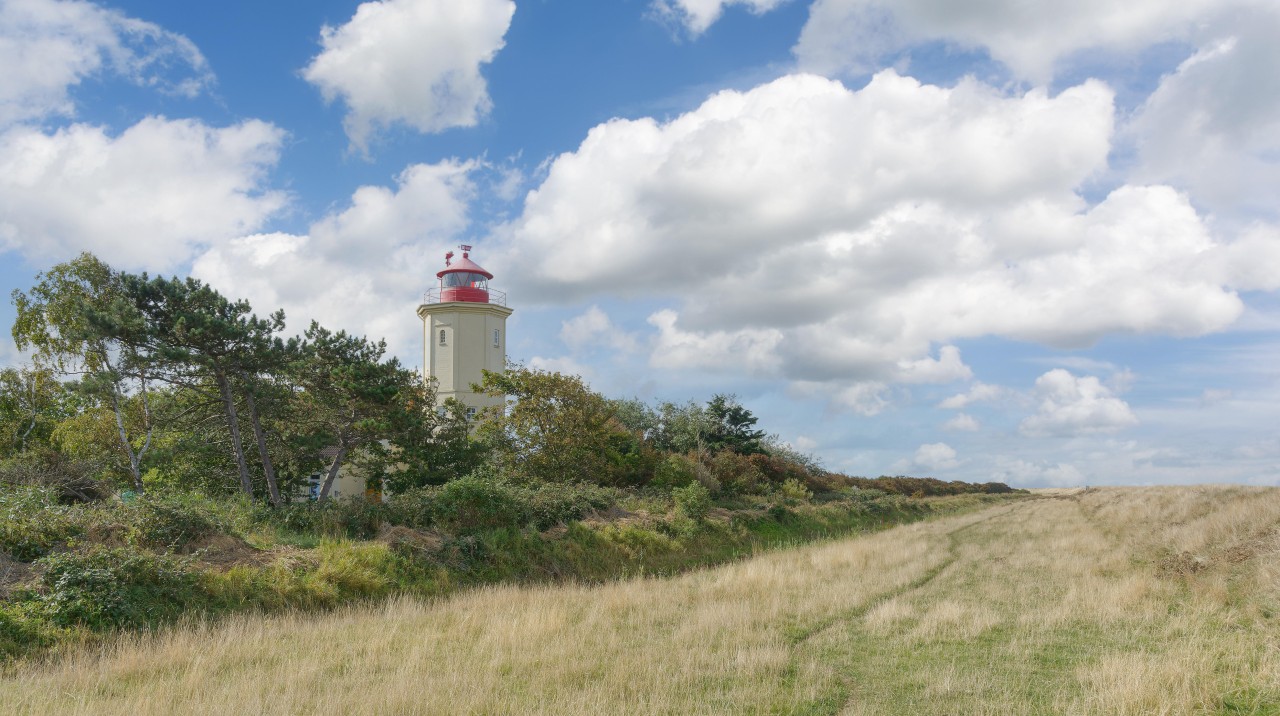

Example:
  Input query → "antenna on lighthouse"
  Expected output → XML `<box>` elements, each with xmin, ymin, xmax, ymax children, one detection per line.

<box><xmin>460</xmin><ymin>244</ymin><xmax>473</xmax><ymax>258</ymax></box>
<box><xmin>444</xmin><ymin>251</ymin><xmax>454</xmax><ymax>266</ymax></box>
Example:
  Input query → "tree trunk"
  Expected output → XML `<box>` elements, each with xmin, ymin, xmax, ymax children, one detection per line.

<box><xmin>317</xmin><ymin>444</ymin><xmax>348</xmax><ymax>502</ymax></box>
<box><xmin>103</xmin><ymin>354</ymin><xmax>150</xmax><ymax>495</ymax></box>
<box><xmin>215</xmin><ymin>370</ymin><xmax>254</xmax><ymax>497</ymax></box>
<box><xmin>243</xmin><ymin>386</ymin><xmax>281</xmax><ymax>506</ymax></box>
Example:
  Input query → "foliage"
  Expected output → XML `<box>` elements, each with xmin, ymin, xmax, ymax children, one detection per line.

<box><xmin>0</xmin><ymin>450</ymin><xmax>110</xmax><ymax>504</ymax></box>
<box><xmin>651</xmin><ymin>400</ymin><xmax>716</xmax><ymax>454</ymax></box>
<box><xmin>11</xmin><ymin>253</ymin><xmax>158</xmax><ymax>492</ymax></box>
<box><xmin>0</xmin><ymin>484</ymin><xmax>82</xmax><ymax>561</ymax></box>
<box><xmin>651</xmin><ymin>453</ymin><xmax>699</xmax><ymax>490</ymax></box>
<box><xmin>123</xmin><ymin>494</ymin><xmax>229</xmax><ymax>552</ymax></box>
<box><xmin>778</xmin><ymin>478</ymin><xmax>812</xmax><ymax>505</ymax></box>
<box><xmin>382</xmin><ymin>397</ymin><xmax>486</xmax><ymax>492</ymax></box>
<box><xmin>0</xmin><ymin>366</ymin><xmax>72</xmax><ymax>458</ymax></box>
<box><xmin>261</xmin><ymin>498</ymin><xmax>388</xmax><ymax>540</ymax></box>
<box><xmin>33</xmin><ymin>546</ymin><xmax>199</xmax><ymax>629</ymax></box>
<box><xmin>114</xmin><ymin>271</ymin><xmax>287</xmax><ymax>498</ymax></box>
<box><xmin>841</xmin><ymin>475</ymin><xmax>1018</xmax><ymax>497</ymax></box>
<box><xmin>423</xmin><ymin>473</ymin><xmax>528</xmax><ymax>535</ymax></box>
<box><xmin>704</xmin><ymin>394</ymin><xmax>766</xmax><ymax>455</ymax></box>
<box><xmin>477</xmin><ymin>365</ymin><xmax>640</xmax><ymax>486</ymax></box>
<box><xmin>672</xmin><ymin>481</ymin><xmax>712</xmax><ymax>521</ymax></box>
<box><xmin>292</xmin><ymin>322</ymin><xmax>437</xmax><ymax>500</ymax></box>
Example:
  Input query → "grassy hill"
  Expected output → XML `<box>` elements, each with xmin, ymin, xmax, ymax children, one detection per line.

<box><xmin>2</xmin><ymin>485</ymin><xmax>1278</xmax><ymax>714</ymax></box>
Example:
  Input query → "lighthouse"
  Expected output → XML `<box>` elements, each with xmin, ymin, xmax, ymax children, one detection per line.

<box><xmin>417</xmin><ymin>245</ymin><xmax>513</xmax><ymax>417</ymax></box>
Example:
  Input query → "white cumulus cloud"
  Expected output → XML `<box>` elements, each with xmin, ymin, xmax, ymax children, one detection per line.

<box><xmin>302</xmin><ymin>0</ymin><xmax>515</xmax><ymax>151</ymax></box>
<box><xmin>496</xmin><ymin>71</ymin><xmax>1278</xmax><ymax>406</ymax></box>
<box><xmin>912</xmin><ymin>442</ymin><xmax>958</xmax><ymax>471</ymax></box>
<box><xmin>0</xmin><ymin>117</ymin><xmax>287</xmax><ymax>269</ymax></box>
<box><xmin>1019</xmin><ymin>369</ymin><xmax>1139</xmax><ymax>437</ymax></box>
<box><xmin>794</xmin><ymin>0</ymin><xmax>1232</xmax><ymax>83</ymax></box>
<box><xmin>1126</xmin><ymin>6</ymin><xmax>1280</xmax><ymax>221</ymax></box>
<box><xmin>560</xmin><ymin>306</ymin><xmax>640</xmax><ymax>355</ymax></box>
<box><xmin>0</xmin><ymin>0</ymin><xmax>213</xmax><ymax>128</ymax></box>
<box><xmin>942</xmin><ymin>413</ymin><xmax>979</xmax><ymax>432</ymax></box>
<box><xmin>651</xmin><ymin>0</ymin><xmax>789</xmax><ymax>35</ymax></box>
<box><xmin>191</xmin><ymin>160</ymin><xmax>478</xmax><ymax>362</ymax></box>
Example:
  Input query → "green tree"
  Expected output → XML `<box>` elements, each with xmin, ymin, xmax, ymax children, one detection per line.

<box><xmin>12</xmin><ymin>254</ymin><xmax>157</xmax><ymax>491</ymax></box>
<box><xmin>382</xmin><ymin>395</ymin><xmax>488</xmax><ymax>492</ymax></box>
<box><xmin>705</xmin><ymin>394</ymin><xmax>766</xmax><ymax>456</ymax></box>
<box><xmin>292</xmin><ymin>322</ymin><xmax>420</xmax><ymax>501</ymax></box>
<box><xmin>476</xmin><ymin>365</ymin><xmax>639</xmax><ymax>485</ymax></box>
<box><xmin>0</xmin><ymin>365</ymin><xmax>71</xmax><ymax>457</ymax></box>
<box><xmin>651</xmin><ymin>399</ymin><xmax>717</xmax><ymax>454</ymax></box>
<box><xmin>111</xmin><ymin>272</ymin><xmax>286</xmax><ymax>500</ymax></box>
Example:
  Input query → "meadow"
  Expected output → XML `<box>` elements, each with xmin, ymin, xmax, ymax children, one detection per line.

<box><xmin>2</xmin><ymin>485</ymin><xmax>1276</xmax><ymax>714</ymax></box>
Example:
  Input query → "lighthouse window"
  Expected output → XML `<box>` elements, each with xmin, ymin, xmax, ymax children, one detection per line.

<box><xmin>439</xmin><ymin>329</ymin><xmax>447</xmax><ymax>346</ymax></box>
<box><xmin>442</xmin><ymin>272</ymin><xmax>488</xmax><ymax>289</ymax></box>
<box><xmin>493</xmin><ymin>329</ymin><xmax>500</xmax><ymax>346</ymax></box>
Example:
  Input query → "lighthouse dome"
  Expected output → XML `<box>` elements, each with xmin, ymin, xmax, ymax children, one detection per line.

<box><xmin>435</xmin><ymin>246</ymin><xmax>496</xmax><ymax>303</ymax></box>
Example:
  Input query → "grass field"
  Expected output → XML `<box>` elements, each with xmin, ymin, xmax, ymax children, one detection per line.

<box><xmin>2</xmin><ymin>485</ymin><xmax>1277</xmax><ymax>714</ymax></box>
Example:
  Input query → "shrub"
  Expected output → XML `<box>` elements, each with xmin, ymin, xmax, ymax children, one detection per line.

<box><xmin>125</xmin><ymin>494</ymin><xmax>229</xmax><ymax>552</ymax></box>
<box><xmin>0</xmin><ymin>485</ymin><xmax>82</xmax><ymax>561</ymax></box>
<box><xmin>705</xmin><ymin>450</ymin><xmax>767</xmax><ymax>494</ymax></box>
<box><xmin>778</xmin><ymin>478</ymin><xmax>812</xmax><ymax>505</ymax></box>
<box><xmin>517</xmin><ymin>481</ymin><xmax>619</xmax><ymax>530</ymax></box>
<box><xmin>35</xmin><ymin>546</ymin><xmax>200</xmax><ymax>630</ymax></box>
<box><xmin>672</xmin><ymin>482</ymin><xmax>712</xmax><ymax>522</ymax></box>
<box><xmin>427</xmin><ymin>474</ymin><xmax>528</xmax><ymax>535</ymax></box>
<box><xmin>651</xmin><ymin>454</ymin><xmax>698</xmax><ymax>490</ymax></box>
<box><xmin>263</xmin><ymin>498</ymin><xmax>388</xmax><ymax>540</ymax></box>
<box><xmin>0</xmin><ymin>451</ymin><xmax>111</xmax><ymax>504</ymax></box>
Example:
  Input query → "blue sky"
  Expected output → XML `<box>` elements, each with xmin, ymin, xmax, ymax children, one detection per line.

<box><xmin>2</xmin><ymin>0</ymin><xmax>1279</xmax><ymax>487</ymax></box>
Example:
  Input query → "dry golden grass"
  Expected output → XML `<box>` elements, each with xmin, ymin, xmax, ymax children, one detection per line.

<box><xmin>2</xmin><ymin>486</ymin><xmax>1278</xmax><ymax>715</ymax></box>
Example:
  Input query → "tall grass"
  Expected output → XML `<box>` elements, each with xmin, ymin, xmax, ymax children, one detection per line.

<box><xmin>2</xmin><ymin>486</ymin><xmax>1277</xmax><ymax>714</ymax></box>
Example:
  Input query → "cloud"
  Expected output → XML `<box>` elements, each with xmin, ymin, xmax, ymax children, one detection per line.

<box><xmin>990</xmin><ymin>457</ymin><xmax>1086</xmax><ymax>487</ymax></box>
<box><xmin>942</xmin><ymin>413</ymin><xmax>979</xmax><ymax>432</ymax></box>
<box><xmin>1125</xmin><ymin>6</ymin><xmax>1280</xmax><ymax>221</ymax></box>
<box><xmin>560</xmin><ymin>306</ymin><xmax>639</xmax><ymax>354</ymax></box>
<box><xmin>651</xmin><ymin>0</ymin><xmax>789</xmax><ymax>36</ymax></box>
<box><xmin>190</xmin><ymin>160</ymin><xmax>478</xmax><ymax>362</ymax></box>
<box><xmin>794</xmin><ymin>0</ymin><xmax>1230</xmax><ymax>83</ymax></box>
<box><xmin>0</xmin><ymin>0</ymin><xmax>213</xmax><ymax>128</ymax></box>
<box><xmin>0</xmin><ymin>117</ymin><xmax>287</xmax><ymax>269</ymax></box>
<box><xmin>302</xmin><ymin>0</ymin><xmax>515</xmax><ymax>151</ymax></box>
<box><xmin>938</xmin><ymin>382</ymin><xmax>1007</xmax><ymax>409</ymax></box>
<box><xmin>647</xmin><ymin>309</ymin><xmax>783</xmax><ymax>375</ymax></box>
<box><xmin>494</xmin><ymin>70</ymin><xmax>1280</xmax><ymax>407</ymax></box>
<box><xmin>912</xmin><ymin>442</ymin><xmax>958</xmax><ymax>471</ymax></box>
<box><xmin>1019</xmin><ymin>369</ymin><xmax>1139</xmax><ymax>437</ymax></box>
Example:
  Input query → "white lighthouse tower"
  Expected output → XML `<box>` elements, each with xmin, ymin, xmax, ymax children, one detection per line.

<box><xmin>417</xmin><ymin>245</ymin><xmax>513</xmax><ymax>417</ymax></box>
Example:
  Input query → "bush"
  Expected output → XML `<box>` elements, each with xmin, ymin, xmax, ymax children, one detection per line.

<box><xmin>517</xmin><ymin>480</ymin><xmax>619</xmax><ymax>530</ymax></box>
<box><xmin>672</xmin><ymin>482</ymin><xmax>712</xmax><ymax>522</ymax></box>
<box><xmin>263</xmin><ymin>498</ymin><xmax>388</xmax><ymax>540</ymax></box>
<box><xmin>0</xmin><ymin>485</ymin><xmax>82</xmax><ymax>561</ymax></box>
<box><xmin>778</xmin><ymin>478</ymin><xmax>812</xmax><ymax>505</ymax></box>
<box><xmin>427</xmin><ymin>474</ymin><xmax>528</xmax><ymax>535</ymax></box>
<box><xmin>705</xmin><ymin>450</ymin><xmax>767</xmax><ymax>494</ymax></box>
<box><xmin>125</xmin><ymin>494</ymin><xmax>229</xmax><ymax>552</ymax></box>
<box><xmin>651</xmin><ymin>454</ymin><xmax>698</xmax><ymax>490</ymax></box>
<box><xmin>35</xmin><ymin>546</ymin><xmax>200</xmax><ymax>630</ymax></box>
<box><xmin>0</xmin><ymin>451</ymin><xmax>111</xmax><ymax>504</ymax></box>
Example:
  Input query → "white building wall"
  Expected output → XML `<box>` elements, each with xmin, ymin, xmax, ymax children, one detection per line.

<box><xmin>418</xmin><ymin>301</ymin><xmax>513</xmax><ymax>413</ymax></box>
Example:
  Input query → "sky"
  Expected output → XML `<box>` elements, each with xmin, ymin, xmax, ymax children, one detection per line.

<box><xmin>2</xmin><ymin>0</ymin><xmax>1279</xmax><ymax>488</ymax></box>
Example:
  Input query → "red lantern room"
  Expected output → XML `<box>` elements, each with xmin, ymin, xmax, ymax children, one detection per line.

<box><xmin>435</xmin><ymin>245</ymin><xmax>501</xmax><ymax>304</ymax></box>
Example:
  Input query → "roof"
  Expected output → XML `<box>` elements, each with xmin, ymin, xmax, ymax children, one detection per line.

<box><xmin>436</xmin><ymin>253</ymin><xmax>494</xmax><ymax>279</ymax></box>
